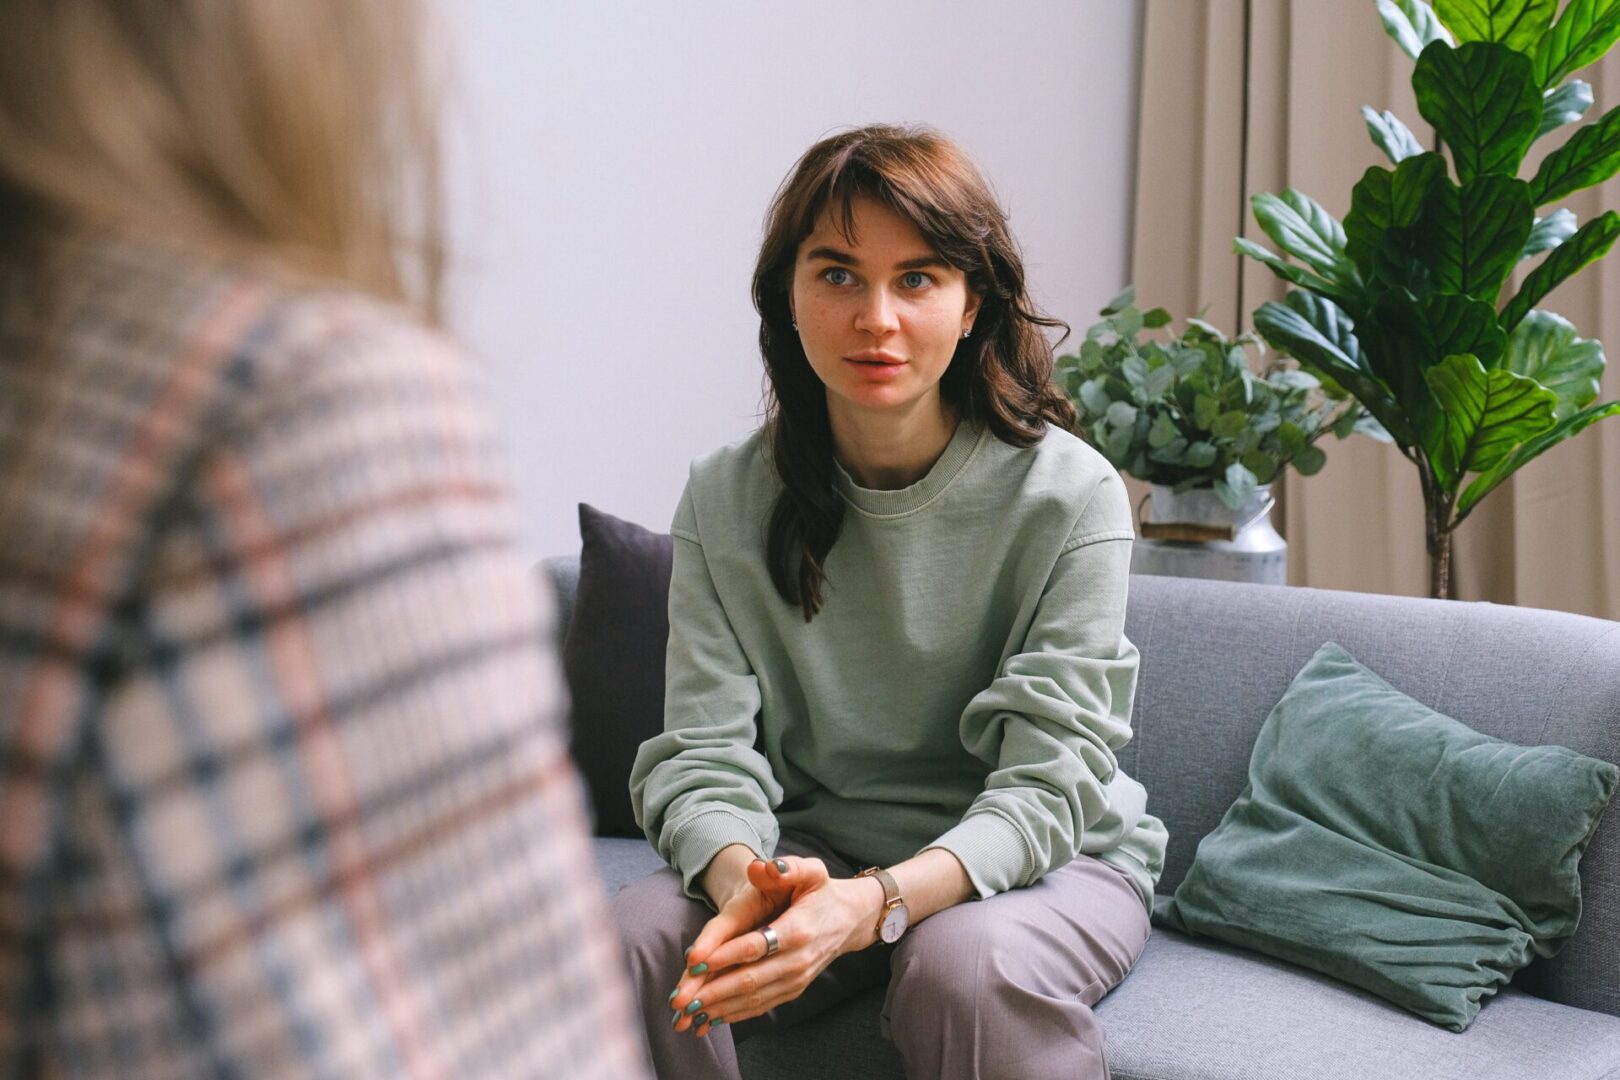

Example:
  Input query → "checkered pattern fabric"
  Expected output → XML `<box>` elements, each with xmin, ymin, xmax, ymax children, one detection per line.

<box><xmin>0</xmin><ymin>238</ymin><xmax>648</xmax><ymax>1078</ymax></box>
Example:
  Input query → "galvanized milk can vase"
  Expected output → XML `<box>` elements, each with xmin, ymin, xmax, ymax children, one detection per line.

<box><xmin>1056</xmin><ymin>289</ymin><xmax>1385</xmax><ymax>584</ymax></box>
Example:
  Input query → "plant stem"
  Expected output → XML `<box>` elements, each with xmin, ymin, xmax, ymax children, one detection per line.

<box><xmin>1419</xmin><ymin>458</ymin><xmax>1457</xmax><ymax>600</ymax></box>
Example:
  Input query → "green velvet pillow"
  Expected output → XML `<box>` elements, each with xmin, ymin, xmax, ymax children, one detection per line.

<box><xmin>1153</xmin><ymin>641</ymin><xmax>1619</xmax><ymax>1031</ymax></box>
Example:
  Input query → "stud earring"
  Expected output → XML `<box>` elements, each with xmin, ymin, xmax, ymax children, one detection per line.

<box><xmin>962</xmin><ymin>326</ymin><xmax>972</xmax><ymax>339</ymax></box>
<box><xmin>792</xmin><ymin>319</ymin><xmax>798</xmax><ymax>330</ymax></box>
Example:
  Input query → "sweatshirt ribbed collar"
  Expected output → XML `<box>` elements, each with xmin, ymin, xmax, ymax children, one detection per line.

<box><xmin>832</xmin><ymin>417</ymin><xmax>987</xmax><ymax>518</ymax></box>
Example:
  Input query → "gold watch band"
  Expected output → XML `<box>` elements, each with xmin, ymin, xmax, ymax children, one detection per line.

<box><xmin>856</xmin><ymin>866</ymin><xmax>902</xmax><ymax>938</ymax></box>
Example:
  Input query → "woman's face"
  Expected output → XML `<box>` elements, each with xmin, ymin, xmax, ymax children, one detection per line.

<box><xmin>789</xmin><ymin>196</ymin><xmax>980</xmax><ymax>422</ymax></box>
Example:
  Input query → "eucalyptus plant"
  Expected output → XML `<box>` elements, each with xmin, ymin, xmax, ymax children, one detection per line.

<box><xmin>1239</xmin><ymin>0</ymin><xmax>1620</xmax><ymax>598</ymax></box>
<box><xmin>1057</xmin><ymin>288</ymin><xmax>1360</xmax><ymax>512</ymax></box>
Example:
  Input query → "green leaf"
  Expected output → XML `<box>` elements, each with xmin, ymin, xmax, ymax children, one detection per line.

<box><xmin>1292</xmin><ymin>444</ymin><xmax>1329</xmax><ymax>476</ymax></box>
<box><xmin>1418</xmin><ymin>174</ymin><xmax>1534</xmax><ymax>301</ymax></box>
<box><xmin>1528</xmin><ymin>100</ymin><xmax>1620</xmax><ymax>205</ymax></box>
<box><xmin>1502</xmin><ymin>310</ymin><xmax>1606</xmax><ymax>418</ymax></box>
<box><xmin>1100</xmin><ymin>286</ymin><xmax>1135</xmax><ymax>316</ymax></box>
<box><xmin>1211</xmin><ymin>411</ymin><xmax>1250</xmax><ymax>439</ymax></box>
<box><xmin>1242</xmin><ymin>450</ymin><xmax>1279</xmax><ymax>483</ymax></box>
<box><xmin>1233</xmin><ymin>238</ymin><xmax>1360</xmax><ymax>309</ymax></box>
<box><xmin>1147</xmin><ymin>411</ymin><xmax>1180</xmax><ymax>448</ymax></box>
<box><xmin>1532</xmin><ymin>0</ymin><xmax>1620</xmax><ymax>89</ymax></box>
<box><xmin>1539</xmin><ymin>80</ymin><xmax>1594</xmax><ymax>137</ymax></box>
<box><xmin>1213</xmin><ymin>462</ymin><xmax>1259</xmax><ymax>510</ymax></box>
<box><xmin>1520</xmin><ymin>208</ymin><xmax>1578</xmax><ymax>260</ymax></box>
<box><xmin>1142</xmin><ymin>362</ymin><xmax>1176</xmax><ymax>399</ymax></box>
<box><xmin>1345</xmin><ymin>154</ymin><xmax>1448</xmax><ymax>276</ymax></box>
<box><xmin>1079</xmin><ymin>378</ymin><xmax>1112</xmax><ymax>418</ymax></box>
<box><xmin>1434</xmin><ymin>0</ymin><xmax>1557</xmax><ymax>50</ymax></box>
<box><xmin>1456</xmin><ymin>398</ymin><xmax>1620</xmax><ymax>518</ymax></box>
<box><xmin>1142</xmin><ymin>306</ymin><xmax>1172</xmax><ymax>329</ymax></box>
<box><xmin>1500</xmin><ymin>210</ymin><xmax>1620</xmax><ymax>330</ymax></box>
<box><xmin>1413</xmin><ymin>40</ymin><xmax>1540</xmax><ymax>182</ymax></box>
<box><xmin>1147</xmin><ymin>437</ymin><xmax>1189</xmax><ymax>465</ymax></box>
<box><xmin>1185</xmin><ymin>441</ymin><xmax>1218</xmax><ymax>468</ymax></box>
<box><xmin>1423</xmin><ymin>353</ymin><xmax>1556</xmax><ymax>487</ymax></box>
<box><xmin>1102</xmin><ymin>421</ymin><xmax>1134</xmax><ymax>463</ymax></box>
<box><xmin>1362</xmin><ymin>107</ymin><xmax>1426</xmax><ymax>164</ymax></box>
<box><xmin>1106</xmin><ymin>401</ymin><xmax>1139</xmax><ymax>429</ymax></box>
<box><xmin>1250</xmin><ymin>191</ymin><xmax>1360</xmax><ymax>287</ymax></box>
<box><xmin>1378</xmin><ymin>0</ymin><xmax>1457</xmax><ymax>58</ymax></box>
<box><xmin>1193</xmin><ymin>393</ymin><xmax>1221</xmax><ymax>429</ymax></box>
<box><xmin>1253</xmin><ymin>293</ymin><xmax>1417</xmax><ymax>446</ymax></box>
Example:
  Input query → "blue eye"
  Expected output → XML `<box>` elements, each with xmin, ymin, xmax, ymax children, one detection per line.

<box><xmin>901</xmin><ymin>271</ymin><xmax>932</xmax><ymax>289</ymax></box>
<box><xmin>823</xmin><ymin>267</ymin><xmax>853</xmax><ymax>286</ymax></box>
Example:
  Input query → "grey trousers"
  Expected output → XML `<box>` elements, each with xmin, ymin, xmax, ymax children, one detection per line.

<box><xmin>609</xmin><ymin>829</ymin><xmax>1152</xmax><ymax>1080</ymax></box>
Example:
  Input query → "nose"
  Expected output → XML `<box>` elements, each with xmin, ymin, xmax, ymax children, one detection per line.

<box><xmin>853</xmin><ymin>285</ymin><xmax>900</xmax><ymax>337</ymax></box>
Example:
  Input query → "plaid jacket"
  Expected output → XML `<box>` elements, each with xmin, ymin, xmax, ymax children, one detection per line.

<box><xmin>0</xmin><ymin>238</ymin><xmax>649</xmax><ymax>1078</ymax></box>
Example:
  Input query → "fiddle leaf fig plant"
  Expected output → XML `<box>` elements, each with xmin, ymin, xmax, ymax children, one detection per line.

<box><xmin>1241</xmin><ymin>0</ymin><xmax>1620</xmax><ymax>599</ymax></box>
<box><xmin>1056</xmin><ymin>287</ymin><xmax>1364</xmax><ymax>511</ymax></box>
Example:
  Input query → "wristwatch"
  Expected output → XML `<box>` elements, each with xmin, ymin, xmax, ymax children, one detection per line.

<box><xmin>854</xmin><ymin>866</ymin><xmax>909</xmax><ymax>944</ymax></box>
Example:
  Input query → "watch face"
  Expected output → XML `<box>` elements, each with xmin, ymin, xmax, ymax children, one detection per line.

<box><xmin>879</xmin><ymin>903</ymin><xmax>909</xmax><ymax>944</ymax></box>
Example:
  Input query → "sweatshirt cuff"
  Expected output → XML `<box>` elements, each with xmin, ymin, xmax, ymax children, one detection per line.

<box><xmin>668</xmin><ymin>807</ymin><xmax>768</xmax><ymax>906</ymax></box>
<box><xmin>920</xmin><ymin>809</ymin><xmax>1035</xmax><ymax>899</ymax></box>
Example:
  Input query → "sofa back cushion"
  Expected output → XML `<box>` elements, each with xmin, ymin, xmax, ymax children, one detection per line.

<box><xmin>540</xmin><ymin>554</ymin><xmax>1620</xmax><ymax>1018</ymax></box>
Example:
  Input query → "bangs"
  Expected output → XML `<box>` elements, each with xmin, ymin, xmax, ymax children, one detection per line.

<box><xmin>796</xmin><ymin>151</ymin><xmax>955</xmax><ymax>264</ymax></box>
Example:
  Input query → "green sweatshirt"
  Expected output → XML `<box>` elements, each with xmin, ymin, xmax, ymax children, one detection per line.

<box><xmin>629</xmin><ymin>417</ymin><xmax>1168</xmax><ymax>911</ymax></box>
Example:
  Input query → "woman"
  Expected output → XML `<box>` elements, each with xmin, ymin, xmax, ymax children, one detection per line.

<box><xmin>0</xmin><ymin>2</ymin><xmax>645</xmax><ymax>1076</ymax></box>
<box><xmin>616</xmin><ymin>125</ymin><xmax>1169</xmax><ymax>1080</ymax></box>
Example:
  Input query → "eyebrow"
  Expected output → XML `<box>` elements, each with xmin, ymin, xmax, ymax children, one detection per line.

<box><xmin>803</xmin><ymin>247</ymin><xmax>952</xmax><ymax>272</ymax></box>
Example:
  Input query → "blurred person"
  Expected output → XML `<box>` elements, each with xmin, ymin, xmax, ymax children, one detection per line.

<box><xmin>0</xmin><ymin>2</ymin><xmax>647</xmax><ymax>1076</ymax></box>
<box><xmin>614</xmin><ymin>125</ymin><xmax>1167</xmax><ymax>1079</ymax></box>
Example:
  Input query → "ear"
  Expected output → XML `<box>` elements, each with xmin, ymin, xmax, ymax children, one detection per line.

<box><xmin>963</xmin><ymin>288</ymin><xmax>984</xmax><ymax>333</ymax></box>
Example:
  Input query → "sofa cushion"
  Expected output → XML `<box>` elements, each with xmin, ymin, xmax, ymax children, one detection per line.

<box><xmin>561</xmin><ymin>504</ymin><xmax>674</xmax><ymax>837</ymax></box>
<box><xmin>726</xmin><ymin>925</ymin><xmax>1620</xmax><ymax>1080</ymax></box>
<box><xmin>1153</xmin><ymin>641</ymin><xmax>1620</xmax><ymax>1032</ymax></box>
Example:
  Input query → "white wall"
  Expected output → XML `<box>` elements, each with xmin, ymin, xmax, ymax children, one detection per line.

<box><xmin>440</xmin><ymin>1</ymin><xmax>1145</xmax><ymax>557</ymax></box>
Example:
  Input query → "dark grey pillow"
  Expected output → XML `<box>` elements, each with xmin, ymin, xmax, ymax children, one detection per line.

<box><xmin>561</xmin><ymin>504</ymin><xmax>674</xmax><ymax>838</ymax></box>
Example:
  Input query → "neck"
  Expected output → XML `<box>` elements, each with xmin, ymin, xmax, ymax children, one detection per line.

<box><xmin>828</xmin><ymin>395</ymin><xmax>959</xmax><ymax>490</ymax></box>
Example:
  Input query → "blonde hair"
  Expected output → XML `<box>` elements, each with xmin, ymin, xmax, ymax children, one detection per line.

<box><xmin>0</xmin><ymin>0</ymin><xmax>445</xmax><ymax>315</ymax></box>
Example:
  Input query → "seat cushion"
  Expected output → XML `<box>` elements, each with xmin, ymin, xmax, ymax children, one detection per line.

<box><xmin>733</xmin><ymin>928</ymin><xmax>1620</xmax><ymax>1080</ymax></box>
<box><xmin>593</xmin><ymin>836</ymin><xmax>670</xmax><ymax>895</ymax></box>
<box><xmin>590</xmin><ymin>840</ymin><xmax>1620</xmax><ymax>1078</ymax></box>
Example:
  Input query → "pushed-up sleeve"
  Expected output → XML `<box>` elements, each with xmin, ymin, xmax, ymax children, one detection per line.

<box><xmin>924</xmin><ymin>472</ymin><xmax>1141</xmax><ymax>897</ymax></box>
<box><xmin>629</xmin><ymin>483</ymin><xmax>783</xmax><ymax>905</ymax></box>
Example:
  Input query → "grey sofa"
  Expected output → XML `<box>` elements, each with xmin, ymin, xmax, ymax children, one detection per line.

<box><xmin>544</xmin><ymin>556</ymin><xmax>1620</xmax><ymax>1080</ymax></box>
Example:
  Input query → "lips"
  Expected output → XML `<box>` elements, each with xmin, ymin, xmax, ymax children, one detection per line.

<box><xmin>845</xmin><ymin>352</ymin><xmax>905</xmax><ymax>367</ymax></box>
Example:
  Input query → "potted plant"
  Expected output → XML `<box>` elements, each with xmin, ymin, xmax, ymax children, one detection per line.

<box><xmin>1237</xmin><ymin>0</ymin><xmax>1620</xmax><ymax>599</ymax></box>
<box><xmin>1055</xmin><ymin>287</ymin><xmax>1364</xmax><ymax>583</ymax></box>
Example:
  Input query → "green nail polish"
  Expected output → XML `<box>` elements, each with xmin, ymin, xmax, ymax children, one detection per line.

<box><xmin>672</xmin><ymin>1011</ymin><xmax>683</xmax><ymax>1028</ymax></box>
<box><xmin>695</xmin><ymin>1013</ymin><xmax>708</xmax><ymax>1027</ymax></box>
<box><xmin>668</xmin><ymin>989</ymin><xmax>679</xmax><ymax>1003</ymax></box>
<box><xmin>689</xmin><ymin>962</ymin><xmax>708</xmax><ymax>975</ymax></box>
<box><xmin>711</xmin><ymin>1018</ymin><xmax>727</xmax><ymax>1027</ymax></box>
<box><xmin>685</xmin><ymin>998</ymin><xmax>702</xmax><ymax>1015</ymax></box>
<box><xmin>774</xmin><ymin>859</ymin><xmax>789</xmax><ymax>873</ymax></box>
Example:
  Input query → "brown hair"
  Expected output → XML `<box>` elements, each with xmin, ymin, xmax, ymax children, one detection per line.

<box><xmin>0</xmin><ymin>0</ymin><xmax>444</xmax><ymax>315</ymax></box>
<box><xmin>752</xmin><ymin>124</ymin><xmax>1076</xmax><ymax>621</ymax></box>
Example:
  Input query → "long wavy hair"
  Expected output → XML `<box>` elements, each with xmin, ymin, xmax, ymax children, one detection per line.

<box><xmin>752</xmin><ymin>124</ymin><xmax>1076</xmax><ymax>622</ymax></box>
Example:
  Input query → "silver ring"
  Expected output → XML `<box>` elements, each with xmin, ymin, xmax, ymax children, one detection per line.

<box><xmin>759</xmin><ymin>924</ymin><xmax>780</xmax><ymax>956</ymax></box>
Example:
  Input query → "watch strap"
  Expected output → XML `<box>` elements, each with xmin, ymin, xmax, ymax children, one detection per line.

<box><xmin>856</xmin><ymin>866</ymin><xmax>904</xmax><ymax>939</ymax></box>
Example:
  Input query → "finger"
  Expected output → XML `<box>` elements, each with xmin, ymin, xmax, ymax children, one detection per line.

<box><xmin>684</xmin><ymin>882</ymin><xmax>767</xmax><ymax>969</ymax></box>
<box><xmin>699</xmin><ymin>920</ymin><xmax>779</xmax><ymax>974</ymax></box>
<box><xmin>692</xmin><ymin>981</ymin><xmax>804</xmax><ymax>1035</ymax></box>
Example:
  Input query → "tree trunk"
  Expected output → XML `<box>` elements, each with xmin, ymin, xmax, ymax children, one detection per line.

<box><xmin>1427</xmin><ymin>526</ymin><xmax>1453</xmax><ymax>599</ymax></box>
<box><xmin>1418</xmin><ymin>458</ymin><xmax>1456</xmax><ymax>600</ymax></box>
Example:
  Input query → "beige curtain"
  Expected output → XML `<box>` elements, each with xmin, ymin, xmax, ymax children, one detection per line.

<box><xmin>1131</xmin><ymin>0</ymin><xmax>1620</xmax><ymax>620</ymax></box>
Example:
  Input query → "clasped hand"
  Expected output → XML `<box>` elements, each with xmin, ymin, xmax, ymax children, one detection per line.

<box><xmin>668</xmin><ymin>856</ymin><xmax>879</xmax><ymax>1038</ymax></box>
